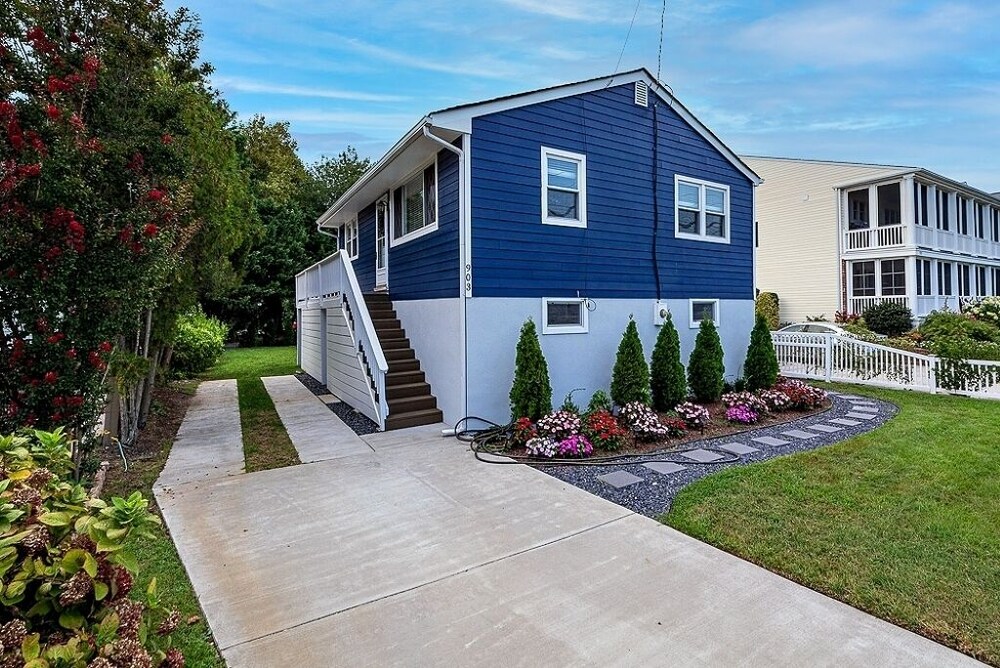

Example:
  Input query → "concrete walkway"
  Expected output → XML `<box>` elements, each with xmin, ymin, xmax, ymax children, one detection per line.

<box><xmin>156</xmin><ymin>379</ymin><xmax>244</xmax><ymax>488</ymax></box>
<box><xmin>155</xmin><ymin>394</ymin><xmax>980</xmax><ymax>667</ymax></box>
<box><xmin>260</xmin><ymin>375</ymin><xmax>373</xmax><ymax>463</ymax></box>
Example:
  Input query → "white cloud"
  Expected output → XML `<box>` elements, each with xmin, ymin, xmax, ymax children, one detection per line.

<box><xmin>213</xmin><ymin>76</ymin><xmax>408</xmax><ymax>102</ymax></box>
<box><xmin>339</xmin><ymin>37</ymin><xmax>523</xmax><ymax>79</ymax></box>
<box><xmin>260</xmin><ymin>109</ymin><xmax>417</xmax><ymax>130</ymax></box>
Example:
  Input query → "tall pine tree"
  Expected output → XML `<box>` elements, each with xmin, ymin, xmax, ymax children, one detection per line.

<box><xmin>611</xmin><ymin>319</ymin><xmax>651</xmax><ymax>406</ymax></box>
<box><xmin>687</xmin><ymin>319</ymin><xmax>725</xmax><ymax>402</ymax></box>
<box><xmin>509</xmin><ymin>319</ymin><xmax>552</xmax><ymax>420</ymax></box>
<box><xmin>743</xmin><ymin>313</ymin><xmax>779</xmax><ymax>391</ymax></box>
<box><xmin>651</xmin><ymin>313</ymin><xmax>687</xmax><ymax>411</ymax></box>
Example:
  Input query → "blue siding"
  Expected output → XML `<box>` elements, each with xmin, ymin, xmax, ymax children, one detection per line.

<box><xmin>348</xmin><ymin>145</ymin><xmax>461</xmax><ymax>299</ymax></box>
<box><xmin>389</xmin><ymin>145</ymin><xmax>461</xmax><ymax>300</ymax></box>
<box><xmin>470</xmin><ymin>83</ymin><xmax>754</xmax><ymax>300</ymax></box>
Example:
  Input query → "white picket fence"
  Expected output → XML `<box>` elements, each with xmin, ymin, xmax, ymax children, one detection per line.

<box><xmin>771</xmin><ymin>332</ymin><xmax>1000</xmax><ymax>400</ymax></box>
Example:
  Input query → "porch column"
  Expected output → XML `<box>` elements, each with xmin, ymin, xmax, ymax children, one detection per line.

<box><xmin>905</xmin><ymin>256</ymin><xmax>918</xmax><ymax>319</ymax></box>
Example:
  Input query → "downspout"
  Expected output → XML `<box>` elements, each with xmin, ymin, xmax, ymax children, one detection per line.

<box><xmin>652</xmin><ymin>102</ymin><xmax>662</xmax><ymax>302</ymax></box>
<box><xmin>422</xmin><ymin>125</ymin><xmax>470</xmax><ymax>424</ymax></box>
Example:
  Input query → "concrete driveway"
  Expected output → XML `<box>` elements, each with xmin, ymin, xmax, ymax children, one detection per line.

<box><xmin>155</xmin><ymin>415</ymin><xmax>979</xmax><ymax>666</ymax></box>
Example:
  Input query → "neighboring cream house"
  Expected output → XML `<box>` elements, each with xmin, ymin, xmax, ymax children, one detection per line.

<box><xmin>745</xmin><ymin>156</ymin><xmax>1000</xmax><ymax>323</ymax></box>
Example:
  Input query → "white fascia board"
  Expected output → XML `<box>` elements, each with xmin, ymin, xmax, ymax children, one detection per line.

<box><xmin>831</xmin><ymin>169</ymin><xmax>916</xmax><ymax>191</ymax></box>
<box><xmin>317</xmin><ymin>116</ymin><xmax>431</xmax><ymax>229</ymax></box>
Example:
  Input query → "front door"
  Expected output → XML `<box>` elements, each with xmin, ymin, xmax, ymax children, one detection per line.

<box><xmin>375</xmin><ymin>195</ymin><xmax>388</xmax><ymax>289</ymax></box>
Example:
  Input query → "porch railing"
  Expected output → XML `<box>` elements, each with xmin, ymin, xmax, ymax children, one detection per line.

<box><xmin>847</xmin><ymin>295</ymin><xmax>908</xmax><ymax>316</ymax></box>
<box><xmin>295</xmin><ymin>250</ymin><xmax>388</xmax><ymax>428</ymax></box>
<box><xmin>843</xmin><ymin>223</ymin><xmax>906</xmax><ymax>251</ymax></box>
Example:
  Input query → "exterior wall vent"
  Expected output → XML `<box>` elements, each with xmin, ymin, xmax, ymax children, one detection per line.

<box><xmin>634</xmin><ymin>80</ymin><xmax>648</xmax><ymax>107</ymax></box>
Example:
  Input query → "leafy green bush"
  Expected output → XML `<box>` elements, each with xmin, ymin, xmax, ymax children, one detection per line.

<box><xmin>962</xmin><ymin>296</ymin><xmax>1000</xmax><ymax>328</ymax></box>
<box><xmin>755</xmin><ymin>292</ymin><xmax>780</xmax><ymax>330</ymax></box>
<box><xmin>841</xmin><ymin>323</ymin><xmax>881</xmax><ymax>342</ymax></box>
<box><xmin>862</xmin><ymin>302</ymin><xmax>913</xmax><ymax>337</ymax></box>
<box><xmin>0</xmin><ymin>429</ymin><xmax>184</xmax><ymax>667</ymax></box>
<box><xmin>687</xmin><ymin>320</ymin><xmax>725</xmax><ymax>402</ymax></box>
<box><xmin>920</xmin><ymin>310</ymin><xmax>1000</xmax><ymax>344</ymax></box>
<box><xmin>610</xmin><ymin>320</ymin><xmax>651</xmax><ymax>406</ymax></box>
<box><xmin>509</xmin><ymin>319</ymin><xmax>552</xmax><ymax>421</ymax></box>
<box><xmin>172</xmin><ymin>308</ymin><xmax>228</xmax><ymax>374</ymax></box>
<box><xmin>650</xmin><ymin>314</ymin><xmax>686</xmax><ymax>411</ymax></box>
<box><xmin>743</xmin><ymin>314</ymin><xmax>779</xmax><ymax>391</ymax></box>
<box><xmin>585</xmin><ymin>390</ymin><xmax>612</xmax><ymax>414</ymax></box>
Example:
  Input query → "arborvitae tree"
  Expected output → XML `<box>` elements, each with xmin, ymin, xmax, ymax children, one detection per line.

<box><xmin>509</xmin><ymin>319</ymin><xmax>552</xmax><ymax>420</ymax></box>
<box><xmin>743</xmin><ymin>313</ymin><xmax>779</xmax><ymax>391</ymax></box>
<box><xmin>610</xmin><ymin>319</ymin><xmax>651</xmax><ymax>406</ymax></box>
<box><xmin>650</xmin><ymin>313</ymin><xmax>687</xmax><ymax>411</ymax></box>
<box><xmin>687</xmin><ymin>319</ymin><xmax>725</xmax><ymax>402</ymax></box>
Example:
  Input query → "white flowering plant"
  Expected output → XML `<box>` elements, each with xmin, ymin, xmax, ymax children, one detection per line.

<box><xmin>535</xmin><ymin>410</ymin><xmax>581</xmax><ymax>441</ymax></box>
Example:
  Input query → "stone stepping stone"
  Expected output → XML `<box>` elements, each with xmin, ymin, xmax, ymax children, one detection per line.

<box><xmin>806</xmin><ymin>423</ymin><xmax>842</xmax><ymax>434</ymax></box>
<box><xmin>597</xmin><ymin>471</ymin><xmax>644</xmax><ymax>489</ymax></box>
<box><xmin>681</xmin><ymin>448</ymin><xmax>726</xmax><ymax>463</ymax></box>
<box><xmin>845</xmin><ymin>412</ymin><xmax>877</xmax><ymax>420</ymax></box>
<box><xmin>829</xmin><ymin>418</ymin><xmax>861</xmax><ymax>426</ymax></box>
<box><xmin>643</xmin><ymin>462</ymin><xmax>688</xmax><ymax>475</ymax></box>
<box><xmin>782</xmin><ymin>429</ymin><xmax>819</xmax><ymax>440</ymax></box>
<box><xmin>752</xmin><ymin>436</ymin><xmax>790</xmax><ymax>447</ymax></box>
<box><xmin>850</xmin><ymin>405</ymin><xmax>878</xmax><ymax>413</ymax></box>
<box><xmin>718</xmin><ymin>442</ymin><xmax>758</xmax><ymax>455</ymax></box>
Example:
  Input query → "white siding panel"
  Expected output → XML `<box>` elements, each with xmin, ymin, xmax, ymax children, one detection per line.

<box><xmin>325</xmin><ymin>308</ymin><xmax>379</xmax><ymax>423</ymax></box>
<box><xmin>299</xmin><ymin>310</ymin><xmax>324</xmax><ymax>382</ymax></box>
<box><xmin>745</xmin><ymin>157</ymin><xmax>908</xmax><ymax>324</ymax></box>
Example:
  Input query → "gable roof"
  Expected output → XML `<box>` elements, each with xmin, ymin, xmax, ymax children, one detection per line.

<box><xmin>318</xmin><ymin>69</ymin><xmax>760</xmax><ymax>229</ymax></box>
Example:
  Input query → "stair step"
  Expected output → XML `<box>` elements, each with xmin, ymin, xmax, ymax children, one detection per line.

<box><xmin>388</xmin><ymin>358</ymin><xmax>420</xmax><ymax>373</ymax></box>
<box><xmin>386</xmin><ymin>408</ymin><xmax>444</xmax><ymax>431</ymax></box>
<box><xmin>376</xmin><ymin>327</ymin><xmax>405</xmax><ymax>340</ymax></box>
<box><xmin>380</xmin><ymin>337</ymin><xmax>411</xmax><ymax>351</ymax></box>
<box><xmin>386</xmin><ymin>369</ymin><xmax>425</xmax><ymax>386</ymax></box>
<box><xmin>372</xmin><ymin>317</ymin><xmax>402</xmax><ymax>330</ymax></box>
<box><xmin>384</xmin><ymin>348</ymin><xmax>415</xmax><ymax>361</ymax></box>
<box><xmin>386</xmin><ymin>382</ymin><xmax>432</xmax><ymax>400</ymax></box>
<box><xmin>388</xmin><ymin>394</ymin><xmax>437</xmax><ymax>413</ymax></box>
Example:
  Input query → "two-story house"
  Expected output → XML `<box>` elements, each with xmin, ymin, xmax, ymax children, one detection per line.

<box><xmin>296</xmin><ymin>69</ymin><xmax>761</xmax><ymax>429</ymax></box>
<box><xmin>746</xmin><ymin>156</ymin><xmax>1000</xmax><ymax>324</ymax></box>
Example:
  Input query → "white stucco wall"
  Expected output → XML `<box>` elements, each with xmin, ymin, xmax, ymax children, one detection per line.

<box><xmin>465</xmin><ymin>298</ymin><xmax>755</xmax><ymax>424</ymax></box>
<box><xmin>393</xmin><ymin>298</ymin><xmax>466</xmax><ymax>426</ymax></box>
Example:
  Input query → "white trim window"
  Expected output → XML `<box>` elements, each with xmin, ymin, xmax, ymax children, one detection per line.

<box><xmin>541</xmin><ymin>147</ymin><xmax>587</xmax><ymax>228</ymax></box>
<box><xmin>541</xmin><ymin>298</ymin><xmax>588</xmax><ymax>334</ymax></box>
<box><xmin>391</xmin><ymin>159</ymin><xmax>438</xmax><ymax>245</ymax></box>
<box><xmin>343</xmin><ymin>218</ymin><xmax>359</xmax><ymax>260</ymax></box>
<box><xmin>689</xmin><ymin>299</ymin><xmax>719</xmax><ymax>328</ymax></box>
<box><xmin>675</xmin><ymin>176</ymin><xmax>730</xmax><ymax>243</ymax></box>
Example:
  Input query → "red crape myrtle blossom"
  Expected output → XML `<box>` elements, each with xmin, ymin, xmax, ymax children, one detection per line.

<box><xmin>0</xmin><ymin>10</ymin><xmax>188</xmax><ymax>437</ymax></box>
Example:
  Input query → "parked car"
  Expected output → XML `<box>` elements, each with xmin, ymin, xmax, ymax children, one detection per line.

<box><xmin>777</xmin><ymin>322</ymin><xmax>849</xmax><ymax>336</ymax></box>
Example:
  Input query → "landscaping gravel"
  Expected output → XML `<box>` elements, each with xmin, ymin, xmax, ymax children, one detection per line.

<box><xmin>293</xmin><ymin>372</ymin><xmax>380</xmax><ymax>435</ymax></box>
<box><xmin>536</xmin><ymin>392</ymin><xmax>897</xmax><ymax>518</ymax></box>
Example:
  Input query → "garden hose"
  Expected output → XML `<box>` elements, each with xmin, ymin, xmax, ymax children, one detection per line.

<box><xmin>452</xmin><ymin>416</ymin><xmax>742</xmax><ymax>467</ymax></box>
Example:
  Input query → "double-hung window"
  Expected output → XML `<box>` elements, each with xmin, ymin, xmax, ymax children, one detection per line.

<box><xmin>676</xmin><ymin>176</ymin><xmax>729</xmax><ymax>243</ymax></box>
<box><xmin>392</xmin><ymin>161</ymin><xmax>437</xmax><ymax>244</ymax></box>
<box><xmin>541</xmin><ymin>147</ymin><xmax>586</xmax><ymax>228</ymax></box>
<box><xmin>880</xmin><ymin>259</ymin><xmax>906</xmax><ymax>296</ymax></box>
<box><xmin>937</xmin><ymin>261</ymin><xmax>953</xmax><ymax>296</ymax></box>
<box><xmin>852</xmin><ymin>261</ymin><xmax>876</xmax><ymax>297</ymax></box>
<box><xmin>343</xmin><ymin>218</ymin><xmax>358</xmax><ymax>259</ymax></box>
<box><xmin>916</xmin><ymin>259</ymin><xmax>932</xmax><ymax>296</ymax></box>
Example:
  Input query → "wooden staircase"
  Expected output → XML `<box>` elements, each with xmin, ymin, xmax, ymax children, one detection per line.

<box><xmin>363</xmin><ymin>293</ymin><xmax>444</xmax><ymax>430</ymax></box>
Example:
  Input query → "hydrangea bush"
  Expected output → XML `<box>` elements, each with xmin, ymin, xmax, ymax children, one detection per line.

<box><xmin>962</xmin><ymin>296</ymin><xmax>1000</xmax><ymax>327</ymax></box>
<box><xmin>0</xmin><ymin>428</ymin><xmax>184</xmax><ymax>667</ymax></box>
<box><xmin>674</xmin><ymin>402</ymin><xmax>711</xmax><ymax>429</ymax></box>
<box><xmin>618</xmin><ymin>402</ymin><xmax>670</xmax><ymax>442</ymax></box>
<box><xmin>535</xmin><ymin>410</ymin><xmax>581</xmax><ymax>441</ymax></box>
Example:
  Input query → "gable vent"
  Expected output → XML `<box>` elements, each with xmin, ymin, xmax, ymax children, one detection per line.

<box><xmin>634</xmin><ymin>80</ymin><xmax>648</xmax><ymax>107</ymax></box>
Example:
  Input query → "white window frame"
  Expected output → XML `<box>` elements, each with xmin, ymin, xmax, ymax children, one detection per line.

<box><xmin>674</xmin><ymin>175</ymin><xmax>731</xmax><ymax>244</ymax></box>
<box><xmin>541</xmin><ymin>147</ymin><xmax>587</xmax><ymax>228</ymax></box>
<box><xmin>391</xmin><ymin>157</ymin><xmax>439</xmax><ymax>247</ymax></box>
<box><xmin>343</xmin><ymin>217</ymin><xmax>358</xmax><ymax>260</ymax></box>
<box><xmin>540</xmin><ymin>297</ymin><xmax>589</xmax><ymax>335</ymax></box>
<box><xmin>689</xmin><ymin>299</ymin><xmax>720</xmax><ymax>329</ymax></box>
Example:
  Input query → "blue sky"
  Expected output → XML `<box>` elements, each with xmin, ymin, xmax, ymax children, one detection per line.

<box><xmin>169</xmin><ymin>0</ymin><xmax>1000</xmax><ymax>191</ymax></box>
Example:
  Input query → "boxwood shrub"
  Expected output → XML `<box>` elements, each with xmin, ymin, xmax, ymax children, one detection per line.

<box><xmin>172</xmin><ymin>308</ymin><xmax>228</xmax><ymax>374</ymax></box>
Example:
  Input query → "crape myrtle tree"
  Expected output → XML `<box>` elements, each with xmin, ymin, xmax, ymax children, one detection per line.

<box><xmin>0</xmin><ymin>1</ymin><xmax>217</xmax><ymax>443</ymax></box>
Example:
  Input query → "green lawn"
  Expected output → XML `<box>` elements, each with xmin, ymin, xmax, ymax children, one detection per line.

<box><xmin>664</xmin><ymin>384</ymin><xmax>1000</xmax><ymax>664</ymax></box>
<box><xmin>201</xmin><ymin>346</ymin><xmax>301</xmax><ymax>472</ymax></box>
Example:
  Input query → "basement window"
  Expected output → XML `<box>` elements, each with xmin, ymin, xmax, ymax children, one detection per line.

<box><xmin>541</xmin><ymin>298</ymin><xmax>588</xmax><ymax>334</ymax></box>
<box><xmin>689</xmin><ymin>299</ymin><xmax>719</xmax><ymax>328</ymax></box>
